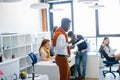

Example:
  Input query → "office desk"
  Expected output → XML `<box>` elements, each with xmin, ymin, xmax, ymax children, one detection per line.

<box><xmin>28</xmin><ymin>75</ymin><xmax>49</xmax><ymax>80</ymax></box>
<box><xmin>86</xmin><ymin>51</ymin><xmax>99</xmax><ymax>79</ymax></box>
<box><xmin>35</xmin><ymin>52</ymin><xmax>99</xmax><ymax>80</ymax></box>
<box><xmin>35</xmin><ymin>53</ymin><xmax>76</xmax><ymax>80</ymax></box>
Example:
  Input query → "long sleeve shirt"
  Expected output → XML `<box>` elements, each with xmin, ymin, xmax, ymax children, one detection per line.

<box><xmin>72</xmin><ymin>35</ymin><xmax>88</xmax><ymax>52</ymax></box>
<box><xmin>54</xmin><ymin>34</ymin><xmax>69</xmax><ymax>56</ymax></box>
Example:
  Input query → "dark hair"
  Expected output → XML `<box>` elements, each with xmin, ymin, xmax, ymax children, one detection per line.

<box><xmin>102</xmin><ymin>37</ymin><xmax>109</xmax><ymax>46</ymax></box>
<box><xmin>52</xmin><ymin>26</ymin><xmax>58</xmax><ymax>34</ymax></box>
<box><xmin>39</xmin><ymin>39</ymin><xmax>50</xmax><ymax>51</ymax></box>
<box><xmin>61</xmin><ymin>18</ymin><xmax>71</xmax><ymax>27</ymax></box>
<box><xmin>68</xmin><ymin>31</ymin><xmax>74</xmax><ymax>38</ymax></box>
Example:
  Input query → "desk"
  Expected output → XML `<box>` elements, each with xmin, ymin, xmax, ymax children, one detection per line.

<box><xmin>35</xmin><ymin>53</ymin><xmax>76</xmax><ymax>80</ymax></box>
<box><xmin>35</xmin><ymin>52</ymin><xmax>99</xmax><ymax>80</ymax></box>
<box><xmin>28</xmin><ymin>75</ymin><xmax>49</xmax><ymax>80</ymax></box>
<box><xmin>86</xmin><ymin>51</ymin><xmax>99</xmax><ymax>78</ymax></box>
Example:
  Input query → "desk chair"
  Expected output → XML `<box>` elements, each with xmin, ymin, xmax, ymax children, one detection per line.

<box><xmin>28</xmin><ymin>52</ymin><xmax>37</xmax><ymax>80</ymax></box>
<box><xmin>103</xmin><ymin>60</ymin><xmax>119</xmax><ymax>78</ymax></box>
<box><xmin>99</xmin><ymin>51</ymin><xmax>119</xmax><ymax>78</ymax></box>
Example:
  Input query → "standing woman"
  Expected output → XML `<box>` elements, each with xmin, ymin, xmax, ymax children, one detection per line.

<box><xmin>52</xmin><ymin>18</ymin><xmax>72</xmax><ymax>80</ymax></box>
<box><xmin>39</xmin><ymin>39</ymin><xmax>54</xmax><ymax>61</ymax></box>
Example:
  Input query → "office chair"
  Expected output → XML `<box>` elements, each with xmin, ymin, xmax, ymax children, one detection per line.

<box><xmin>28</xmin><ymin>52</ymin><xmax>37</xmax><ymax>80</ymax></box>
<box><xmin>100</xmin><ymin>51</ymin><xmax>119</xmax><ymax>78</ymax></box>
<box><xmin>103</xmin><ymin>60</ymin><xmax>119</xmax><ymax>78</ymax></box>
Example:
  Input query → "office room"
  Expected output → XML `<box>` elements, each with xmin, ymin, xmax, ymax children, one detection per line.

<box><xmin>0</xmin><ymin>0</ymin><xmax>120</xmax><ymax>80</ymax></box>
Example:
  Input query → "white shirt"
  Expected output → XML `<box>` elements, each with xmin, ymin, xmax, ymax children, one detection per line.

<box><xmin>73</xmin><ymin>39</ymin><xmax>84</xmax><ymax>47</ymax></box>
<box><xmin>104</xmin><ymin>45</ymin><xmax>113</xmax><ymax>57</ymax></box>
<box><xmin>40</xmin><ymin>48</ymin><xmax>47</xmax><ymax>58</ymax></box>
<box><xmin>54</xmin><ymin>34</ymin><xmax>69</xmax><ymax>56</ymax></box>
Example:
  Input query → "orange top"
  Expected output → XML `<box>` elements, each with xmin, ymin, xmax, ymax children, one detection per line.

<box><xmin>52</xmin><ymin>27</ymin><xmax>71</xmax><ymax>55</ymax></box>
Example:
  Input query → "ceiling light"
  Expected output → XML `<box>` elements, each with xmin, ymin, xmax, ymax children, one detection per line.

<box><xmin>78</xmin><ymin>0</ymin><xmax>99</xmax><ymax>2</ymax></box>
<box><xmin>77</xmin><ymin>0</ymin><xmax>99</xmax><ymax>4</ymax></box>
<box><xmin>50</xmin><ymin>8</ymin><xmax>64</xmax><ymax>13</ymax></box>
<box><xmin>31</xmin><ymin>3</ymin><xmax>49</xmax><ymax>9</ymax></box>
<box><xmin>88</xmin><ymin>3</ymin><xmax>104</xmax><ymax>9</ymax></box>
<box><xmin>0</xmin><ymin>0</ymin><xmax>21</xmax><ymax>2</ymax></box>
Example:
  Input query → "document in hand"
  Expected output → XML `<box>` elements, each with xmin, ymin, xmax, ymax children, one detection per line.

<box><xmin>73</xmin><ymin>39</ymin><xmax>85</xmax><ymax>47</ymax></box>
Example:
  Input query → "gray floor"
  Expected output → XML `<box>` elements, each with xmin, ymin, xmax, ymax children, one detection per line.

<box><xmin>99</xmin><ymin>66</ymin><xmax>120</xmax><ymax>80</ymax></box>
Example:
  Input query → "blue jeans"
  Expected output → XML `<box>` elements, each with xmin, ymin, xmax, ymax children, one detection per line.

<box><xmin>76</xmin><ymin>50</ymin><xmax>87</xmax><ymax>77</ymax></box>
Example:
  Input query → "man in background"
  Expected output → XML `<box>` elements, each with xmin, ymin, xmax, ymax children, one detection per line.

<box><xmin>68</xmin><ymin>31</ymin><xmax>88</xmax><ymax>80</ymax></box>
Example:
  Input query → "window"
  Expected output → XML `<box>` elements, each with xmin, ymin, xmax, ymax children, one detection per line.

<box><xmin>53</xmin><ymin>3</ymin><xmax>72</xmax><ymax>28</ymax></box>
<box><xmin>74</xmin><ymin>2</ymin><xmax>96</xmax><ymax>37</ymax></box>
<box><xmin>98</xmin><ymin>0</ymin><xmax>120</xmax><ymax>36</ymax></box>
<box><xmin>48</xmin><ymin>1</ymin><xmax>73</xmax><ymax>34</ymax></box>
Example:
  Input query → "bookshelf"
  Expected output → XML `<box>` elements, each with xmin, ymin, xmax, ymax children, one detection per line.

<box><xmin>0</xmin><ymin>32</ymin><xmax>51</xmax><ymax>71</ymax></box>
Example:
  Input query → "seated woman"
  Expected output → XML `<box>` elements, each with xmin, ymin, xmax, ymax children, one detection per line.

<box><xmin>39</xmin><ymin>39</ymin><xmax>55</xmax><ymax>61</ymax></box>
<box><xmin>99</xmin><ymin>37</ymin><xmax>120</xmax><ymax>72</ymax></box>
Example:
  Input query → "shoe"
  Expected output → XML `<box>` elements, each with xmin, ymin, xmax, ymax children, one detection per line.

<box><xmin>116</xmin><ymin>69</ymin><xmax>120</xmax><ymax>75</ymax></box>
<box><xmin>116</xmin><ymin>69</ymin><xmax>120</xmax><ymax>73</ymax></box>
<box><xmin>78</xmin><ymin>76</ymin><xmax>82</xmax><ymax>80</ymax></box>
<box><xmin>82</xmin><ymin>77</ymin><xmax>85</xmax><ymax>80</ymax></box>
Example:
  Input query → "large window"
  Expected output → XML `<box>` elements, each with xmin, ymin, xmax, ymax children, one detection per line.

<box><xmin>53</xmin><ymin>3</ymin><xmax>72</xmax><ymax>28</ymax></box>
<box><xmin>73</xmin><ymin>1</ymin><xmax>96</xmax><ymax>37</ymax></box>
<box><xmin>98</xmin><ymin>0</ymin><xmax>120</xmax><ymax>36</ymax></box>
<box><xmin>48</xmin><ymin>0</ymin><xmax>120</xmax><ymax>49</ymax></box>
<box><xmin>48</xmin><ymin>1</ymin><xmax>73</xmax><ymax>35</ymax></box>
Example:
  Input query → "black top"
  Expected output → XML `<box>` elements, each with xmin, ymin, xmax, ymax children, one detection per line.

<box><xmin>50</xmin><ymin>45</ymin><xmax>55</xmax><ymax>56</ymax></box>
<box><xmin>99</xmin><ymin>45</ymin><xmax>116</xmax><ymax>61</ymax></box>
<box><xmin>72</xmin><ymin>35</ymin><xmax>88</xmax><ymax>52</ymax></box>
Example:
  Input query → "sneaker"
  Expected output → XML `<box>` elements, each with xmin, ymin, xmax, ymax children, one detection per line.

<box><xmin>78</xmin><ymin>77</ymin><xmax>82</xmax><ymax>80</ymax></box>
<box><xmin>82</xmin><ymin>77</ymin><xmax>85</xmax><ymax>80</ymax></box>
<box><xmin>116</xmin><ymin>69</ymin><xmax>120</xmax><ymax>75</ymax></box>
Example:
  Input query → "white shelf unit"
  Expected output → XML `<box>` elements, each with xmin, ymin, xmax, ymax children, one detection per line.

<box><xmin>12</xmin><ymin>48</ymin><xmax>19</xmax><ymax>58</ymax></box>
<box><xmin>18</xmin><ymin>34</ymin><xmax>25</xmax><ymax>47</ymax></box>
<box><xmin>20</xmin><ymin>57</ymin><xmax>27</xmax><ymax>70</ymax></box>
<box><xmin>32</xmin><ymin>43</ymin><xmax>39</xmax><ymax>54</ymax></box>
<box><xmin>0</xmin><ymin>32</ymin><xmax>51</xmax><ymax>72</ymax></box>
<box><xmin>25</xmin><ymin>34</ymin><xmax>32</xmax><ymax>46</ymax></box>
<box><xmin>11</xmin><ymin>35</ymin><xmax>18</xmax><ymax>48</ymax></box>
<box><xmin>0</xmin><ymin>34</ymin><xmax>32</xmax><ymax>71</ymax></box>
<box><xmin>18</xmin><ymin>46</ymin><xmax>26</xmax><ymax>57</ymax></box>
<box><xmin>2</xmin><ymin>35</ymin><xmax>12</xmax><ymax>59</ymax></box>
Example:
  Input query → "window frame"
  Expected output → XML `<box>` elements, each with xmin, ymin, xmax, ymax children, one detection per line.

<box><xmin>48</xmin><ymin>0</ymin><xmax>74</xmax><ymax>37</ymax></box>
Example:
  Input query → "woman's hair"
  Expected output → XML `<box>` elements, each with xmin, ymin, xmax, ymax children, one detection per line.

<box><xmin>102</xmin><ymin>37</ymin><xmax>109</xmax><ymax>46</ymax></box>
<box><xmin>52</xmin><ymin>26</ymin><xmax>58</xmax><ymax>34</ymax></box>
<box><xmin>51</xmin><ymin>26</ymin><xmax>58</xmax><ymax>40</ymax></box>
<box><xmin>39</xmin><ymin>39</ymin><xmax>50</xmax><ymax>51</ymax></box>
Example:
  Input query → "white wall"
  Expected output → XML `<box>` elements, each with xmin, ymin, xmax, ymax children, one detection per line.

<box><xmin>0</xmin><ymin>0</ymin><xmax>42</xmax><ymax>34</ymax></box>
